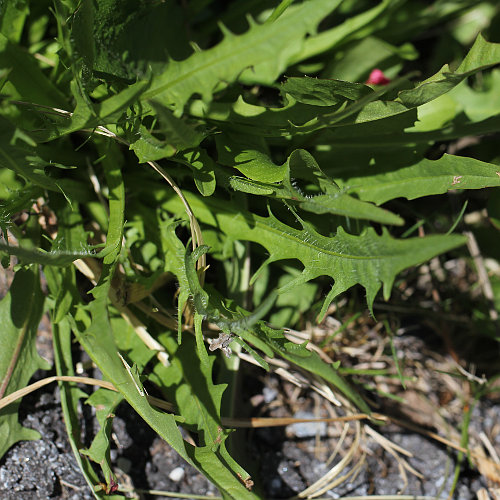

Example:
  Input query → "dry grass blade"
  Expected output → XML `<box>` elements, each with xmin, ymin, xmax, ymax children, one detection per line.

<box><xmin>365</xmin><ymin>425</ymin><xmax>422</xmax><ymax>493</ymax></box>
<box><xmin>0</xmin><ymin>375</ymin><xmax>116</xmax><ymax>411</ymax></box>
<box><xmin>335</xmin><ymin>496</ymin><xmax>447</xmax><ymax>500</ymax></box>
<box><xmin>464</xmin><ymin>230</ymin><xmax>498</xmax><ymax>321</ymax></box>
<box><xmin>0</xmin><ymin>375</ymin><xmax>176</xmax><ymax>413</ymax></box>
<box><xmin>222</xmin><ymin>414</ymin><xmax>371</xmax><ymax>428</ymax></box>
<box><xmin>314</xmin><ymin>453</ymin><xmax>366</xmax><ymax>497</ymax></box>
<box><xmin>296</xmin><ymin>421</ymin><xmax>363</xmax><ymax>498</ymax></box>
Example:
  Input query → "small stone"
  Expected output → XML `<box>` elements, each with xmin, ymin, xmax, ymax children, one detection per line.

<box><xmin>287</xmin><ymin>410</ymin><xmax>327</xmax><ymax>438</ymax></box>
<box><xmin>168</xmin><ymin>466</ymin><xmax>185</xmax><ymax>482</ymax></box>
<box><xmin>262</xmin><ymin>387</ymin><xmax>277</xmax><ymax>404</ymax></box>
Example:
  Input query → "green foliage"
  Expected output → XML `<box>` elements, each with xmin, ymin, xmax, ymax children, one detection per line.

<box><xmin>1</xmin><ymin>0</ymin><xmax>499</xmax><ymax>497</ymax></box>
<box><xmin>0</xmin><ymin>269</ymin><xmax>50</xmax><ymax>457</ymax></box>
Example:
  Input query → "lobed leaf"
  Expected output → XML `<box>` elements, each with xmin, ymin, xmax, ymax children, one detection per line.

<box><xmin>161</xmin><ymin>192</ymin><xmax>466</xmax><ymax>317</ymax></box>
<box><xmin>143</xmin><ymin>0</ymin><xmax>342</xmax><ymax>112</ymax></box>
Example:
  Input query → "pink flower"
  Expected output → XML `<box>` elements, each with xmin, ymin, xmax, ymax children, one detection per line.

<box><xmin>366</xmin><ymin>69</ymin><xmax>391</xmax><ymax>85</ymax></box>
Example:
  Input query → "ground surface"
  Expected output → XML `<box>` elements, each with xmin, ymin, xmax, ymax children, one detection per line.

<box><xmin>1</xmin><ymin>352</ymin><xmax>499</xmax><ymax>499</ymax></box>
<box><xmin>1</xmin><ymin>261</ymin><xmax>500</xmax><ymax>499</ymax></box>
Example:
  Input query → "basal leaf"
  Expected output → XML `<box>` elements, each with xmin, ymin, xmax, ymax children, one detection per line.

<box><xmin>129</xmin><ymin>103</ymin><xmax>206</xmax><ymax>162</ymax></box>
<box><xmin>0</xmin><ymin>117</ymin><xmax>93</xmax><ymax>201</ymax></box>
<box><xmin>435</xmin><ymin>69</ymin><xmax>500</xmax><ymax>125</ymax></box>
<box><xmin>71</xmin><ymin>157</ymin><xmax>255</xmax><ymax>497</ymax></box>
<box><xmin>0</xmin><ymin>268</ymin><xmax>50</xmax><ymax>459</ymax></box>
<box><xmin>216</xmin><ymin>133</ymin><xmax>286</xmax><ymax>183</ymax></box>
<box><xmin>75</xmin><ymin>278</ymin><xmax>257</xmax><ymax>498</ymax></box>
<box><xmin>180</xmin><ymin>244</ymin><xmax>368</xmax><ymax>410</ymax></box>
<box><xmin>39</xmin><ymin>79</ymin><xmax>150</xmax><ymax>142</ymax></box>
<box><xmin>280</xmin><ymin>76</ymin><xmax>373</xmax><ymax>106</ymax></box>
<box><xmin>51</xmin><ymin>317</ymin><xmax>107</xmax><ymax>497</ymax></box>
<box><xmin>161</xmin><ymin>192</ymin><xmax>466</xmax><ymax>318</ymax></box>
<box><xmin>152</xmin><ymin>331</ymin><xmax>227</xmax><ymax>450</ymax></box>
<box><xmin>73</xmin><ymin>278</ymin><xmax>194</xmax><ymax>466</ymax></box>
<box><xmin>128</xmin><ymin>125</ymin><xmax>177</xmax><ymax>163</ymax></box>
<box><xmin>284</xmin><ymin>149</ymin><xmax>403</xmax><ymax>225</ymax></box>
<box><xmin>188</xmin><ymin>94</ymin><xmax>331</xmax><ymax>137</ymax></box>
<box><xmin>343</xmin><ymin>154</ymin><xmax>500</xmax><ymax>205</ymax></box>
<box><xmin>254</xmin><ymin>323</ymin><xmax>369</xmax><ymax>413</ymax></box>
<box><xmin>322</xmin><ymin>36</ymin><xmax>418</xmax><ymax>82</ymax></box>
<box><xmin>176</xmin><ymin>148</ymin><xmax>217</xmax><ymax>197</ymax></box>
<box><xmin>229</xmin><ymin>148</ymin><xmax>403</xmax><ymax>225</ymax></box>
<box><xmin>73</xmin><ymin>0</ymin><xmax>191</xmax><ymax>80</ymax></box>
<box><xmin>0</xmin><ymin>185</ymin><xmax>41</xmax><ymax>226</ymax></box>
<box><xmin>100</xmin><ymin>145</ymin><xmax>125</xmax><ymax>266</ymax></box>
<box><xmin>158</xmin><ymin>217</ymin><xmax>191</xmax><ymax>342</ymax></box>
<box><xmin>81</xmin><ymin>388</ymin><xmax>124</xmax><ymax>489</ymax></box>
<box><xmin>143</xmin><ymin>0</ymin><xmax>342</xmax><ymax>112</ymax></box>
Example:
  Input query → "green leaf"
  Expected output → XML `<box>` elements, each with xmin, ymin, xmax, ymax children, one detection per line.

<box><xmin>227</xmin><ymin>148</ymin><xmax>403</xmax><ymax>224</ymax></box>
<box><xmin>47</xmin><ymin>262</ymin><xmax>108</xmax><ymax>497</ymax></box>
<box><xmin>75</xmin><ymin>278</ymin><xmax>257</xmax><ymax>498</ymax></box>
<box><xmin>129</xmin><ymin>103</ymin><xmax>206</xmax><ymax>162</ymax></box>
<box><xmin>216</xmin><ymin>133</ymin><xmax>286</xmax><ymax>183</ymax></box>
<box><xmin>128</xmin><ymin>125</ymin><xmax>176</xmax><ymax>163</ymax></box>
<box><xmin>178</xmin><ymin>148</ymin><xmax>217</xmax><ymax>197</ymax></box>
<box><xmin>0</xmin><ymin>268</ymin><xmax>50</xmax><ymax>459</ymax></box>
<box><xmin>343</xmin><ymin>154</ymin><xmax>500</xmax><ymax>205</ymax></box>
<box><xmin>180</xmin><ymin>243</ymin><xmax>369</xmax><ymax>410</ymax></box>
<box><xmin>143</xmin><ymin>0</ymin><xmax>342</xmax><ymax>112</ymax></box>
<box><xmin>161</xmin><ymin>191</ymin><xmax>466</xmax><ymax>316</ymax></box>
<box><xmin>52</xmin><ymin>317</ymin><xmax>109</xmax><ymax>497</ymax></box>
<box><xmin>72</xmin><ymin>0</ymin><xmax>191</xmax><ymax>80</ymax></box>
<box><xmin>81</xmin><ymin>388</ymin><xmax>124</xmax><ymax>488</ymax></box>
<box><xmin>158</xmin><ymin>217</ymin><xmax>191</xmax><ymax>342</ymax></box>
<box><xmin>40</xmin><ymin>78</ymin><xmax>150</xmax><ymax>142</ymax></box>
<box><xmin>284</xmin><ymin>149</ymin><xmax>403</xmax><ymax>225</ymax></box>
<box><xmin>0</xmin><ymin>185</ymin><xmax>42</xmax><ymax>226</ymax></box>
<box><xmin>72</xmin><ymin>153</ymin><xmax>255</xmax><ymax>497</ymax></box>
<box><xmin>323</xmin><ymin>36</ymin><xmax>418</xmax><ymax>82</ymax></box>
<box><xmin>100</xmin><ymin>145</ymin><xmax>125</xmax><ymax>265</ymax></box>
<box><xmin>280</xmin><ymin>76</ymin><xmax>373</xmax><ymax>107</ymax></box>
<box><xmin>188</xmin><ymin>94</ymin><xmax>330</xmax><ymax>137</ymax></box>
<box><xmin>255</xmin><ymin>323</ymin><xmax>370</xmax><ymax>413</ymax></box>
<box><xmin>0</xmin><ymin>0</ymin><xmax>29</xmax><ymax>42</ymax></box>
<box><xmin>0</xmin><ymin>242</ymin><xmax>95</xmax><ymax>266</ymax></box>
<box><xmin>398</xmin><ymin>34</ymin><xmax>500</xmax><ymax>108</ymax></box>
<box><xmin>0</xmin><ymin>33</ymin><xmax>67</xmax><ymax>106</ymax></box>
<box><xmin>0</xmin><ymin>117</ymin><xmax>92</xmax><ymax>201</ymax></box>
<box><xmin>292</xmin><ymin>0</ymin><xmax>399</xmax><ymax>63</ymax></box>
<box><xmin>153</xmin><ymin>329</ymin><xmax>227</xmax><ymax>450</ymax></box>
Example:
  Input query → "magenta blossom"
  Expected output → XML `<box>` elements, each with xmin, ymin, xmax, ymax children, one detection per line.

<box><xmin>366</xmin><ymin>69</ymin><xmax>391</xmax><ymax>85</ymax></box>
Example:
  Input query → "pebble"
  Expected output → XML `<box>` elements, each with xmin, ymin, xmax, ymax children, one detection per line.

<box><xmin>169</xmin><ymin>466</ymin><xmax>185</xmax><ymax>482</ymax></box>
<box><xmin>263</xmin><ymin>387</ymin><xmax>278</xmax><ymax>403</ymax></box>
<box><xmin>287</xmin><ymin>410</ymin><xmax>327</xmax><ymax>438</ymax></box>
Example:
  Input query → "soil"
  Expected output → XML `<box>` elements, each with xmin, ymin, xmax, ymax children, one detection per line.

<box><xmin>1</xmin><ymin>353</ymin><xmax>499</xmax><ymax>499</ymax></box>
<box><xmin>1</xmin><ymin>267</ymin><xmax>500</xmax><ymax>499</ymax></box>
